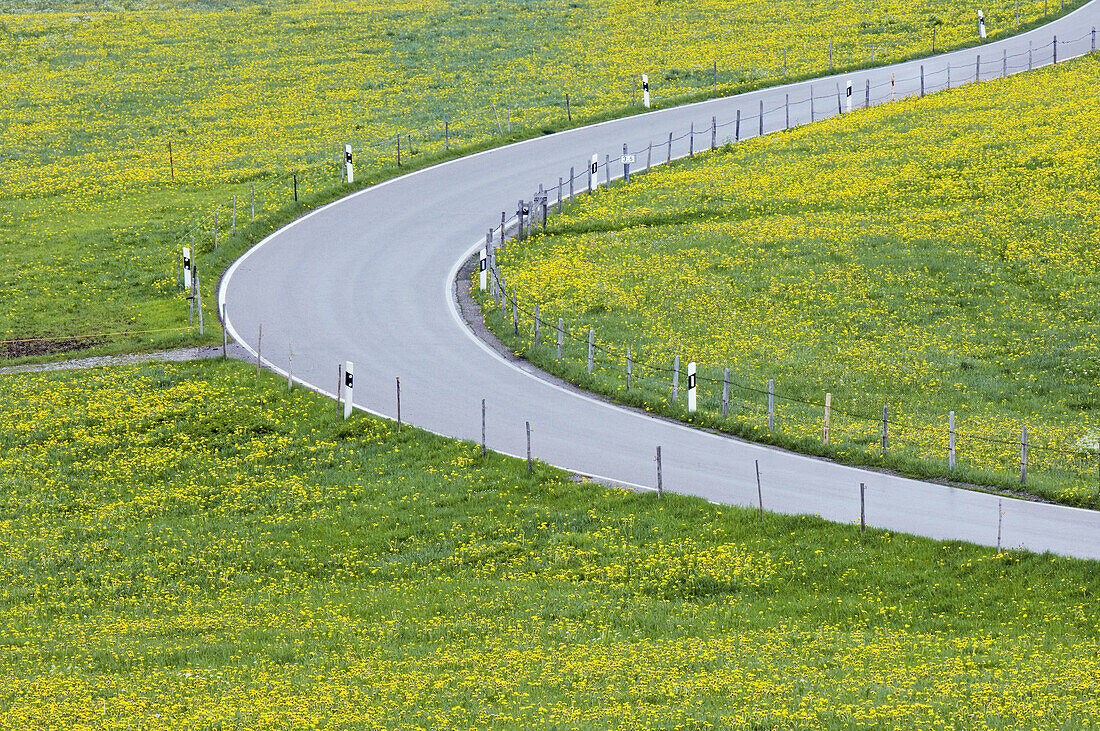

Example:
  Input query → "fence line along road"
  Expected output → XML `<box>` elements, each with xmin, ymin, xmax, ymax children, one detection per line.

<box><xmin>220</xmin><ymin>1</ymin><xmax>1100</xmax><ymax>561</ymax></box>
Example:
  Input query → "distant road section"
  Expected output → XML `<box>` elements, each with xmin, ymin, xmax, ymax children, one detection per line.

<box><xmin>221</xmin><ymin>3</ymin><xmax>1100</xmax><ymax>560</ymax></box>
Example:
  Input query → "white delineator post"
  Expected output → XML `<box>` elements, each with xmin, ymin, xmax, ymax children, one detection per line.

<box><xmin>589</xmin><ymin>154</ymin><xmax>598</xmax><ymax>193</ymax></box>
<box><xmin>343</xmin><ymin>361</ymin><xmax>354</xmax><ymax>420</ymax></box>
<box><xmin>182</xmin><ymin>245</ymin><xmax>192</xmax><ymax>291</ymax></box>
<box><xmin>479</xmin><ymin>248</ymin><xmax>487</xmax><ymax>291</ymax></box>
<box><xmin>642</xmin><ymin>74</ymin><xmax>651</xmax><ymax>108</ymax></box>
<box><xmin>845</xmin><ymin>81</ymin><xmax>853</xmax><ymax>113</ymax></box>
<box><xmin>344</xmin><ymin>144</ymin><xmax>354</xmax><ymax>183</ymax></box>
<box><xmin>978</xmin><ymin>10</ymin><xmax>987</xmax><ymax>40</ymax></box>
<box><xmin>687</xmin><ymin>362</ymin><xmax>697</xmax><ymax>413</ymax></box>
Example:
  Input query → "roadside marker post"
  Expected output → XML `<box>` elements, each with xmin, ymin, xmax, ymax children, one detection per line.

<box><xmin>621</xmin><ymin>145</ymin><xmax>635</xmax><ymax>183</ymax></box>
<box><xmin>589</xmin><ymin>154</ymin><xmax>597</xmax><ymax>194</ymax></box>
<box><xmin>823</xmin><ymin>392</ymin><xmax>832</xmax><ymax>444</ymax></box>
<box><xmin>344</xmin><ymin>144</ymin><xmax>354</xmax><ymax>183</ymax></box>
<box><xmin>479</xmin><ymin>248</ymin><xmax>487</xmax><ymax>291</ymax></box>
<box><xmin>642</xmin><ymin>74</ymin><xmax>651</xmax><ymax>108</ymax></box>
<box><xmin>845</xmin><ymin>80</ymin><xmax>852</xmax><ymax>113</ymax></box>
<box><xmin>343</xmin><ymin>361</ymin><xmax>354</xmax><ymax>420</ymax></box>
<box><xmin>182</xmin><ymin>245</ymin><xmax>192</xmax><ymax>291</ymax></box>
<box><xmin>687</xmin><ymin>362</ymin><xmax>697</xmax><ymax>413</ymax></box>
<box><xmin>978</xmin><ymin>9</ymin><xmax>987</xmax><ymax>40</ymax></box>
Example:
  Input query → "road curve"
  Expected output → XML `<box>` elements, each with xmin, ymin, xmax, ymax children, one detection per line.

<box><xmin>221</xmin><ymin>4</ymin><xmax>1100</xmax><ymax>560</ymax></box>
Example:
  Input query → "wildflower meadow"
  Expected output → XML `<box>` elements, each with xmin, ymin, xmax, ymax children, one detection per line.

<box><xmin>485</xmin><ymin>54</ymin><xmax>1100</xmax><ymax>504</ymax></box>
<box><xmin>0</xmin><ymin>0</ymin><xmax>1079</xmax><ymax>355</ymax></box>
<box><xmin>0</xmin><ymin>360</ymin><xmax>1098</xmax><ymax>728</ymax></box>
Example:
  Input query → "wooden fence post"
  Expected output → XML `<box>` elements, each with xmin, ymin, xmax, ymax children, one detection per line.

<box><xmin>672</xmin><ymin>354</ymin><xmax>680</xmax><ymax>401</ymax></box>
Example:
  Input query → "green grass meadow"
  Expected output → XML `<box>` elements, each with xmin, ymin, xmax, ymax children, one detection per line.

<box><xmin>0</xmin><ymin>359</ymin><xmax>1099</xmax><ymax>727</ymax></box>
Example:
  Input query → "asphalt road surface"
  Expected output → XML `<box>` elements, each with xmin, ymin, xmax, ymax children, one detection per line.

<box><xmin>221</xmin><ymin>3</ymin><xmax>1100</xmax><ymax>560</ymax></box>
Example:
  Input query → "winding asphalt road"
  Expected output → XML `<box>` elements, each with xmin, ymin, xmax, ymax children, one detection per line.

<box><xmin>220</xmin><ymin>4</ymin><xmax>1100</xmax><ymax>560</ymax></box>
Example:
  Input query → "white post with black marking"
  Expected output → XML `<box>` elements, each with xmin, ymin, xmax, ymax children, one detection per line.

<box><xmin>687</xmin><ymin>362</ymin><xmax>697</xmax><ymax>413</ymax></box>
<box><xmin>642</xmin><ymin>74</ymin><xmax>651</xmax><ymax>108</ymax></box>
<box><xmin>343</xmin><ymin>361</ymin><xmax>354</xmax><ymax>420</ymax></box>
<box><xmin>978</xmin><ymin>9</ymin><xmax>987</xmax><ymax>40</ymax></box>
<box><xmin>588</xmin><ymin>154</ymin><xmax>598</xmax><ymax>193</ymax></box>
<box><xmin>479</xmin><ymin>248</ymin><xmax>487</xmax><ymax>291</ymax></box>
<box><xmin>845</xmin><ymin>81</ymin><xmax>853</xmax><ymax>113</ymax></box>
<box><xmin>344</xmin><ymin>144</ymin><xmax>354</xmax><ymax>184</ymax></box>
<box><xmin>182</xmin><ymin>245</ymin><xmax>193</xmax><ymax>291</ymax></box>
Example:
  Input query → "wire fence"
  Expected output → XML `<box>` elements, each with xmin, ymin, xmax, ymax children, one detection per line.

<box><xmin>476</xmin><ymin>27</ymin><xmax>1100</xmax><ymax>504</ymax></box>
<box><xmin>171</xmin><ymin>2</ymin><xmax>1089</xmax><ymax>266</ymax></box>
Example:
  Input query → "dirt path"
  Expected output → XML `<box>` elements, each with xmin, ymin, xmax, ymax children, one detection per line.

<box><xmin>0</xmin><ymin>345</ymin><xmax>250</xmax><ymax>376</ymax></box>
